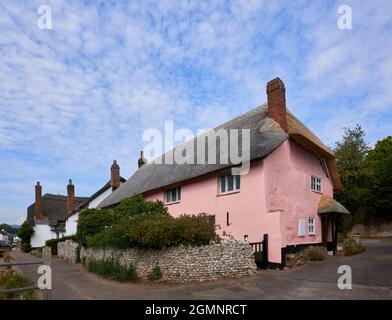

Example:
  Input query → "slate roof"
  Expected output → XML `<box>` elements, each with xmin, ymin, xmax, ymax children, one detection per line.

<box><xmin>99</xmin><ymin>104</ymin><xmax>342</xmax><ymax>208</ymax></box>
<box><xmin>27</xmin><ymin>194</ymin><xmax>88</xmax><ymax>232</ymax></box>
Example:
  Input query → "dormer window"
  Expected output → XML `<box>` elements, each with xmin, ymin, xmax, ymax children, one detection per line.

<box><xmin>311</xmin><ymin>175</ymin><xmax>321</xmax><ymax>193</ymax></box>
<box><xmin>165</xmin><ymin>187</ymin><xmax>181</xmax><ymax>204</ymax></box>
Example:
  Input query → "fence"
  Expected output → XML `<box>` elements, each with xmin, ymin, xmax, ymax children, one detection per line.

<box><xmin>0</xmin><ymin>246</ymin><xmax>52</xmax><ymax>300</ymax></box>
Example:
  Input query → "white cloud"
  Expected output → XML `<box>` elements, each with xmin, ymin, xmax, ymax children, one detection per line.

<box><xmin>0</xmin><ymin>0</ymin><xmax>391</xmax><ymax>223</ymax></box>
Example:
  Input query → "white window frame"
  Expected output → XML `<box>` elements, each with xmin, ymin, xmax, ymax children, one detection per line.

<box><xmin>311</xmin><ymin>175</ymin><xmax>322</xmax><ymax>193</ymax></box>
<box><xmin>308</xmin><ymin>217</ymin><xmax>315</xmax><ymax>235</ymax></box>
<box><xmin>298</xmin><ymin>219</ymin><xmax>306</xmax><ymax>237</ymax></box>
<box><xmin>165</xmin><ymin>187</ymin><xmax>181</xmax><ymax>204</ymax></box>
<box><xmin>219</xmin><ymin>174</ymin><xmax>240</xmax><ymax>195</ymax></box>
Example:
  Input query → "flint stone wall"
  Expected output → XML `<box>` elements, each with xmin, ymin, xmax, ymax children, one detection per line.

<box><xmin>58</xmin><ymin>241</ymin><xmax>79</xmax><ymax>263</ymax></box>
<box><xmin>80</xmin><ymin>241</ymin><xmax>256</xmax><ymax>282</ymax></box>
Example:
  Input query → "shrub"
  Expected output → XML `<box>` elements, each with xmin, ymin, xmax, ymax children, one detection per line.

<box><xmin>125</xmin><ymin>213</ymin><xmax>218</xmax><ymax>249</ymax></box>
<box><xmin>303</xmin><ymin>246</ymin><xmax>327</xmax><ymax>261</ymax></box>
<box><xmin>86</xmin><ymin>258</ymin><xmax>138</xmax><ymax>282</ymax></box>
<box><xmin>343</xmin><ymin>239</ymin><xmax>366</xmax><ymax>256</ymax></box>
<box><xmin>148</xmin><ymin>265</ymin><xmax>163</xmax><ymax>281</ymax></box>
<box><xmin>126</xmin><ymin>214</ymin><xmax>175</xmax><ymax>249</ymax></box>
<box><xmin>76</xmin><ymin>208</ymin><xmax>114</xmax><ymax>247</ymax></box>
<box><xmin>174</xmin><ymin>214</ymin><xmax>217</xmax><ymax>247</ymax></box>
<box><xmin>80</xmin><ymin>194</ymin><xmax>218</xmax><ymax>250</ymax></box>
<box><xmin>113</xmin><ymin>194</ymin><xmax>168</xmax><ymax>221</ymax></box>
<box><xmin>0</xmin><ymin>270</ymin><xmax>36</xmax><ymax>300</ymax></box>
<box><xmin>87</xmin><ymin>226</ymin><xmax>130</xmax><ymax>249</ymax></box>
<box><xmin>17</xmin><ymin>221</ymin><xmax>34</xmax><ymax>253</ymax></box>
<box><xmin>45</xmin><ymin>236</ymin><xmax>76</xmax><ymax>255</ymax></box>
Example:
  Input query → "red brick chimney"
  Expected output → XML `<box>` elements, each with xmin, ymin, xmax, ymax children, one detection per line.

<box><xmin>266</xmin><ymin>77</ymin><xmax>288</xmax><ymax>132</ymax></box>
<box><xmin>110</xmin><ymin>160</ymin><xmax>121</xmax><ymax>190</ymax></box>
<box><xmin>138</xmin><ymin>151</ymin><xmax>147</xmax><ymax>168</ymax></box>
<box><xmin>35</xmin><ymin>181</ymin><xmax>44</xmax><ymax>220</ymax></box>
<box><xmin>67</xmin><ymin>179</ymin><xmax>75</xmax><ymax>214</ymax></box>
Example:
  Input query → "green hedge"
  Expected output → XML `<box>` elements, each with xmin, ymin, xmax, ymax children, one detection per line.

<box><xmin>89</xmin><ymin>213</ymin><xmax>217</xmax><ymax>249</ymax></box>
<box><xmin>76</xmin><ymin>208</ymin><xmax>115</xmax><ymax>247</ymax></box>
<box><xmin>87</xmin><ymin>226</ymin><xmax>130</xmax><ymax>249</ymax></box>
<box><xmin>78</xmin><ymin>194</ymin><xmax>219</xmax><ymax>250</ymax></box>
<box><xmin>45</xmin><ymin>236</ymin><xmax>76</xmax><ymax>255</ymax></box>
<box><xmin>126</xmin><ymin>213</ymin><xmax>217</xmax><ymax>249</ymax></box>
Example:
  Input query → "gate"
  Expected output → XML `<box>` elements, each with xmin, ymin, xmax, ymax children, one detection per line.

<box><xmin>249</xmin><ymin>234</ymin><xmax>268</xmax><ymax>269</ymax></box>
<box><xmin>0</xmin><ymin>247</ymin><xmax>52</xmax><ymax>299</ymax></box>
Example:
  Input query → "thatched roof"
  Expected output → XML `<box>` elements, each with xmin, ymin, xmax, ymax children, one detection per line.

<box><xmin>287</xmin><ymin>112</ymin><xmax>342</xmax><ymax>190</ymax></box>
<box><xmin>27</xmin><ymin>194</ymin><xmax>88</xmax><ymax>232</ymax></box>
<box><xmin>99</xmin><ymin>105</ymin><xmax>342</xmax><ymax>208</ymax></box>
<box><xmin>318</xmin><ymin>195</ymin><xmax>350</xmax><ymax>215</ymax></box>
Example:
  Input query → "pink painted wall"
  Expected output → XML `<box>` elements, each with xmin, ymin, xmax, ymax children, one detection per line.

<box><xmin>263</xmin><ymin>140</ymin><xmax>333</xmax><ymax>252</ymax></box>
<box><xmin>144</xmin><ymin>160</ymin><xmax>267</xmax><ymax>244</ymax></box>
<box><xmin>143</xmin><ymin>139</ymin><xmax>334</xmax><ymax>264</ymax></box>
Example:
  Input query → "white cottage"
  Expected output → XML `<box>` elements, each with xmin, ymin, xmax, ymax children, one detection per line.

<box><xmin>65</xmin><ymin>161</ymin><xmax>125</xmax><ymax>236</ymax></box>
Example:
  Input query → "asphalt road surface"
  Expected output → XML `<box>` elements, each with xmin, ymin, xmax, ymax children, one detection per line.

<box><xmin>12</xmin><ymin>238</ymin><xmax>392</xmax><ymax>300</ymax></box>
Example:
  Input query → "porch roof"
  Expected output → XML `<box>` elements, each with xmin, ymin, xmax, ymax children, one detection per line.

<box><xmin>318</xmin><ymin>195</ymin><xmax>350</xmax><ymax>215</ymax></box>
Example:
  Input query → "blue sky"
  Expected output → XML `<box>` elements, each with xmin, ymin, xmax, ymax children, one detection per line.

<box><xmin>0</xmin><ymin>0</ymin><xmax>391</xmax><ymax>224</ymax></box>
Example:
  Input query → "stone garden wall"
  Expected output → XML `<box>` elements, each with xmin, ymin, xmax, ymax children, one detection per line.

<box><xmin>58</xmin><ymin>240</ymin><xmax>79</xmax><ymax>263</ymax></box>
<box><xmin>80</xmin><ymin>241</ymin><xmax>256</xmax><ymax>282</ymax></box>
<box><xmin>348</xmin><ymin>223</ymin><xmax>392</xmax><ymax>238</ymax></box>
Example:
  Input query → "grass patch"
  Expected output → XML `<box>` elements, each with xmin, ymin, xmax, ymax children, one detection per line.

<box><xmin>0</xmin><ymin>270</ymin><xmax>36</xmax><ymax>300</ymax></box>
<box><xmin>86</xmin><ymin>257</ymin><xmax>138</xmax><ymax>282</ymax></box>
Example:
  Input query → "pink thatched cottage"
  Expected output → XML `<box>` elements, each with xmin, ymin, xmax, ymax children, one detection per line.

<box><xmin>99</xmin><ymin>77</ymin><xmax>349</xmax><ymax>267</ymax></box>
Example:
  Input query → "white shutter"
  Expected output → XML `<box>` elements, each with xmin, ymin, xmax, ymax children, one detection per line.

<box><xmin>298</xmin><ymin>219</ymin><xmax>306</xmax><ymax>237</ymax></box>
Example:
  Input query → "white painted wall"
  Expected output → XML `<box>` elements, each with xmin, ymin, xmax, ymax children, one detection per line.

<box><xmin>88</xmin><ymin>188</ymin><xmax>113</xmax><ymax>209</ymax></box>
<box><xmin>65</xmin><ymin>186</ymin><xmax>116</xmax><ymax>237</ymax></box>
<box><xmin>31</xmin><ymin>223</ymin><xmax>56</xmax><ymax>248</ymax></box>
<box><xmin>65</xmin><ymin>212</ymin><xmax>79</xmax><ymax>237</ymax></box>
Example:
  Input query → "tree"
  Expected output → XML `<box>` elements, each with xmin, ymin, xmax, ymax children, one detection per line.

<box><xmin>334</xmin><ymin>125</ymin><xmax>373</xmax><ymax>225</ymax></box>
<box><xmin>365</xmin><ymin>136</ymin><xmax>392</xmax><ymax>220</ymax></box>
<box><xmin>76</xmin><ymin>208</ymin><xmax>114</xmax><ymax>247</ymax></box>
<box><xmin>17</xmin><ymin>221</ymin><xmax>34</xmax><ymax>252</ymax></box>
<box><xmin>0</xmin><ymin>224</ymin><xmax>16</xmax><ymax>235</ymax></box>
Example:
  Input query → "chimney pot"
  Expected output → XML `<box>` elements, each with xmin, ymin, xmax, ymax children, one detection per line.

<box><xmin>138</xmin><ymin>150</ymin><xmax>147</xmax><ymax>168</ymax></box>
<box><xmin>266</xmin><ymin>77</ymin><xmax>288</xmax><ymax>132</ymax></box>
<box><xmin>35</xmin><ymin>181</ymin><xmax>44</xmax><ymax>220</ymax></box>
<box><xmin>110</xmin><ymin>160</ymin><xmax>121</xmax><ymax>190</ymax></box>
<box><xmin>67</xmin><ymin>179</ymin><xmax>75</xmax><ymax>214</ymax></box>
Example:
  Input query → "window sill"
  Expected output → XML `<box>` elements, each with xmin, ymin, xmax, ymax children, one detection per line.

<box><xmin>308</xmin><ymin>233</ymin><xmax>316</xmax><ymax>236</ymax></box>
<box><xmin>217</xmin><ymin>190</ymin><xmax>240</xmax><ymax>197</ymax></box>
<box><xmin>311</xmin><ymin>190</ymin><xmax>322</xmax><ymax>194</ymax></box>
<box><xmin>164</xmin><ymin>201</ymin><xmax>181</xmax><ymax>206</ymax></box>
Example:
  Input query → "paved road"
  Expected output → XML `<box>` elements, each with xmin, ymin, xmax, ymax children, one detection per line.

<box><xmin>12</xmin><ymin>239</ymin><xmax>392</xmax><ymax>300</ymax></box>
